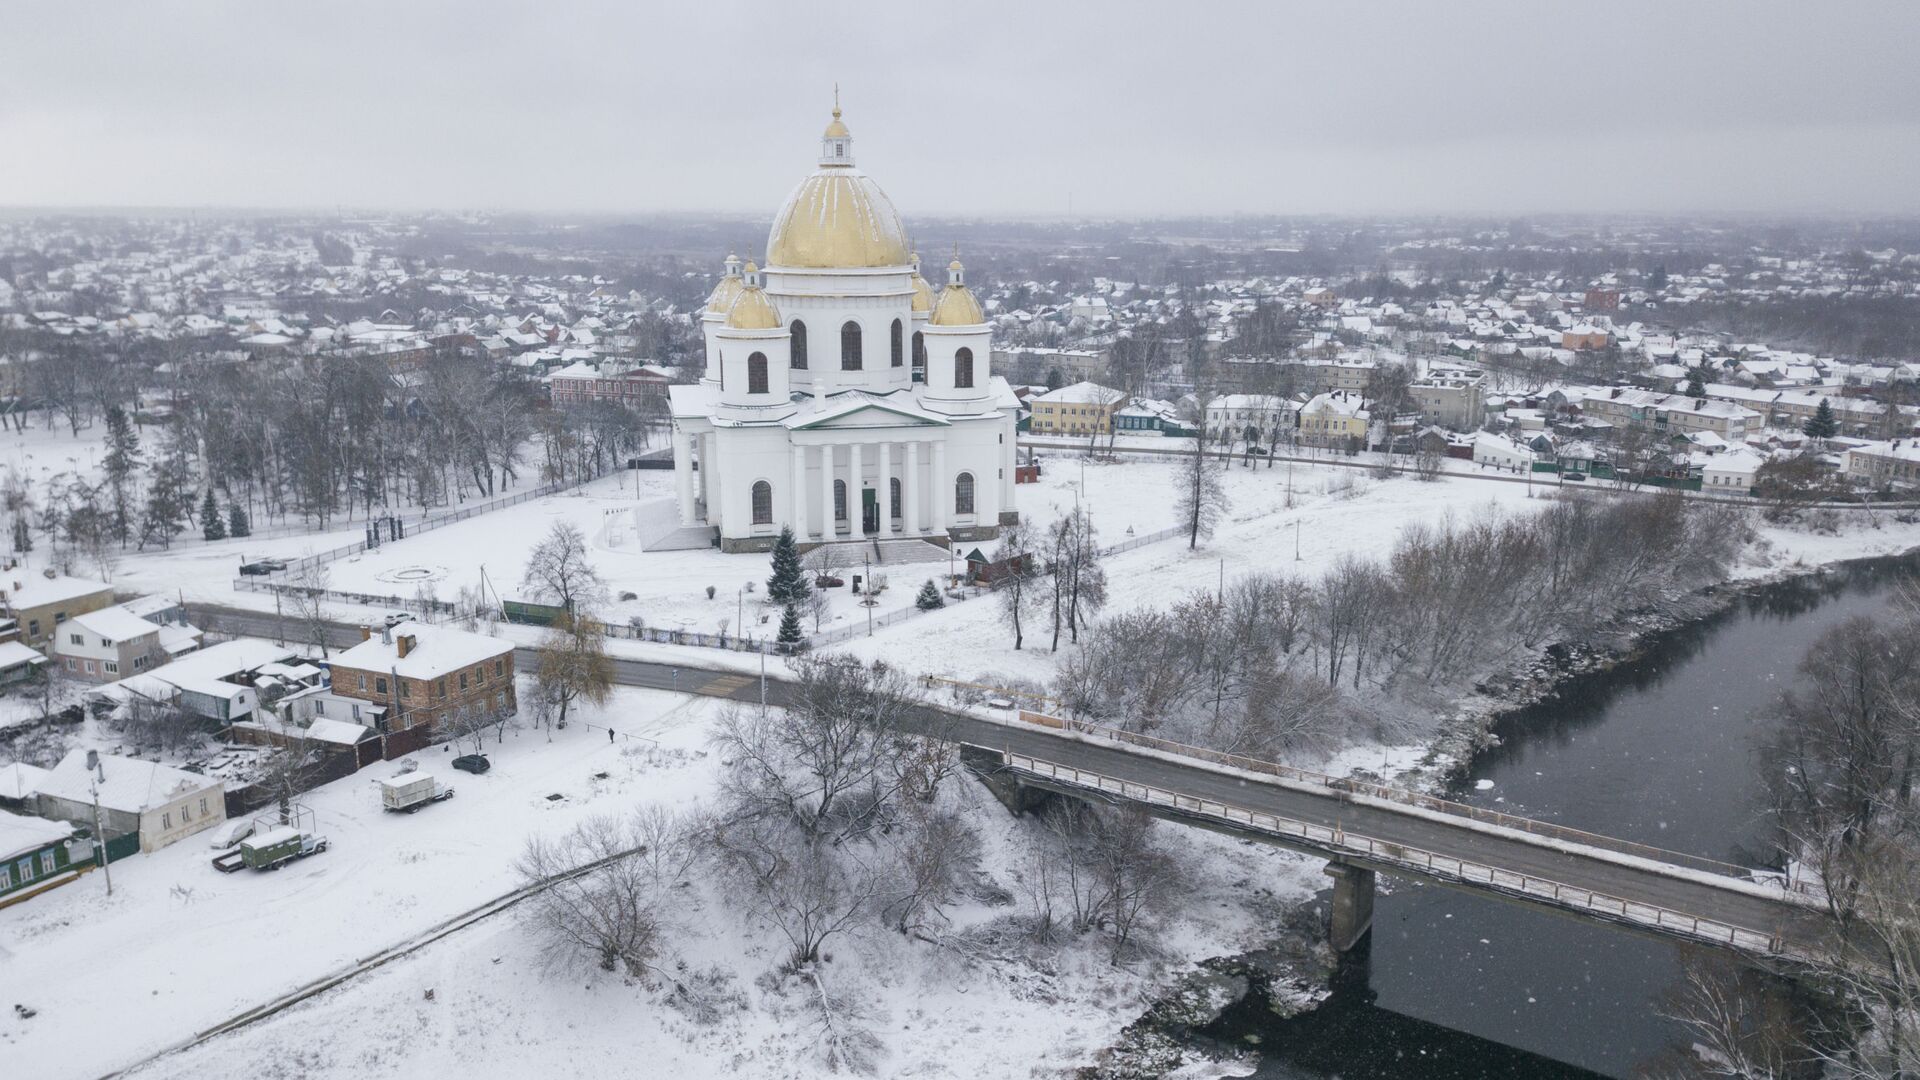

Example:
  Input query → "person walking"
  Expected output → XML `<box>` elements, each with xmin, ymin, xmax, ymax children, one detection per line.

<box><xmin>607</xmin><ymin>727</ymin><xmax>615</xmax><ymax>744</ymax></box>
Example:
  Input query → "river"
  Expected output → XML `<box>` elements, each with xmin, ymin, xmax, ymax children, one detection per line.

<box><xmin>1197</xmin><ymin>552</ymin><xmax>1920</xmax><ymax>1078</ymax></box>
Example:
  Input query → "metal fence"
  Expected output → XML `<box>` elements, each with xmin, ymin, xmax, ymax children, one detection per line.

<box><xmin>1009</xmin><ymin>709</ymin><xmax>1817</xmax><ymax>896</ymax></box>
<box><xmin>1007</xmin><ymin>753</ymin><xmax>1789</xmax><ymax>958</ymax></box>
<box><xmin>1100</xmin><ymin>524</ymin><xmax>1185</xmax><ymax>556</ymax></box>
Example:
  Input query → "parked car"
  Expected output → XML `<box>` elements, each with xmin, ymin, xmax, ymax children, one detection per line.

<box><xmin>383</xmin><ymin>611</ymin><xmax>414</xmax><ymax>628</ymax></box>
<box><xmin>451</xmin><ymin>754</ymin><xmax>491</xmax><ymax>775</ymax></box>
<box><xmin>238</xmin><ymin>560</ymin><xmax>288</xmax><ymax>576</ymax></box>
<box><xmin>814</xmin><ymin>575</ymin><xmax>845</xmax><ymax>588</ymax></box>
<box><xmin>1563</xmin><ymin>471</ymin><xmax>1588</xmax><ymax>482</ymax></box>
<box><xmin>206</xmin><ymin>818</ymin><xmax>256</xmax><ymax>850</ymax></box>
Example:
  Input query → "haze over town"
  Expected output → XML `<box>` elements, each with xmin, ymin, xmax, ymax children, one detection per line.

<box><xmin>4</xmin><ymin>5</ymin><xmax>1920</xmax><ymax>1080</ymax></box>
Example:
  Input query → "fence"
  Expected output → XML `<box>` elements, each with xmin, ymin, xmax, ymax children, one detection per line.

<box><xmin>1006</xmin><ymin>753</ymin><xmax>1787</xmax><ymax>957</ymax></box>
<box><xmin>1100</xmin><ymin>524</ymin><xmax>1185</xmax><ymax>557</ymax></box>
<box><xmin>1009</xmin><ymin>709</ymin><xmax>1816</xmax><ymax>896</ymax></box>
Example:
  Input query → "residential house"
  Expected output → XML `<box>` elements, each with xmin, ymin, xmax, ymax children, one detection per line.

<box><xmin>1298</xmin><ymin>391</ymin><xmax>1371</xmax><ymax>450</ymax></box>
<box><xmin>1205</xmin><ymin>394</ymin><xmax>1296</xmax><ymax>446</ymax></box>
<box><xmin>1701</xmin><ymin>449</ymin><xmax>1765</xmax><ymax>491</ymax></box>
<box><xmin>0</xmin><ymin>572</ymin><xmax>114</xmax><ymax>649</ymax></box>
<box><xmin>52</xmin><ymin>605</ymin><xmax>171</xmax><ymax>683</ymax></box>
<box><xmin>546</xmin><ymin>359</ymin><xmax>674</xmax><ymax>410</ymax></box>
<box><xmin>1112</xmin><ymin>398</ymin><xmax>1189</xmax><ymax>436</ymax></box>
<box><xmin>0</xmin><ymin>761</ymin><xmax>48</xmax><ymax>812</ymax></box>
<box><xmin>1028</xmin><ymin>381</ymin><xmax>1128</xmax><ymax>437</ymax></box>
<box><xmin>1409</xmin><ymin>365</ymin><xmax>1487</xmax><ymax>430</ymax></box>
<box><xmin>328</xmin><ymin>623</ymin><xmax>517</xmax><ymax>756</ymax></box>
<box><xmin>0</xmin><ymin>641</ymin><xmax>45</xmax><ymax>684</ymax></box>
<box><xmin>1471</xmin><ymin>432</ymin><xmax>1536</xmax><ymax>473</ymax></box>
<box><xmin>35</xmin><ymin>749</ymin><xmax>226</xmax><ymax>854</ymax></box>
<box><xmin>1842</xmin><ymin>440</ymin><xmax>1920</xmax><ymax>489</ymax></box>
<box><xmin>0</xmin><ymin>811</ymin><xmax>93</xmax><ymax>906</ymax></box>
<box><xmin>1562</xmin><ymin>325</ymin><xmax>1611</xmax><ymax>351</ymax></box>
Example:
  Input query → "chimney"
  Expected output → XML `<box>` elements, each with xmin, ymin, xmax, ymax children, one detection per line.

<box><xmin>360</xmin><ymin>625</ymin><xmax>372</xmax><ymax>641</ymax></box>
<box><xmin>381</xmin><ymin>623</ymin><xmax>391</xmax><ymax>645</ymax></box>
<box><xmin>397</xmin><ymin>634</ymin><xmax>414</xmax><ymax>659</ymax></box>
<box><xmin>87</xmin><ymin>748</ymin><xmax>104</xmax><ymax>783</ymax></box>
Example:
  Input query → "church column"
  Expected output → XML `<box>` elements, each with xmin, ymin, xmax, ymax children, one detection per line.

<box><xmin>876</xmin><ymin>441</ymin><xmax>894</xmax><ymax>539</ymax></box>
<box><xmin>673</xmin><ymin>431</ymin><xmax>694</xmax><ymax>525</ymax></box>
<box><xmin>848</xmin><ymin>442</ymin><xmax>864</xmax><ymax>535</ymax></box>
<box><xmin>790</xmin><ymin>444</ymin><xmax>808</xmax><ymax>540</ymax></box>
<box><xmin>700</xmin><ymin>433</ymin><xmax>721</xmax><ymax>525</ymax></box>
<box><xmin>931</xmin><ymin>440</ymin><xmax>948</xmax><ymax>535</ymax></box>
<box><xmin>819</xmin><ymin>443</ymin><xmax>837</xmax><ymax>539</ymax></box>
<box><xmin>905</xmin><ymin>441</ymin><xmax>922</xmax><ymax>536</ymax></box>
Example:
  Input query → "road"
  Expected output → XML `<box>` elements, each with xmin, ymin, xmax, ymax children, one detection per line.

<box><xmin>194</xmin><ymin>605</ymin><xmax>1833</xmax><ymax>960</ymax></box>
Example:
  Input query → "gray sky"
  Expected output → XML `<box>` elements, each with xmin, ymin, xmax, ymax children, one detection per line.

<box><xmin>5</xmin><ymin>1</ymin><xmax>1918</xmax><ymax>218</ymax></box>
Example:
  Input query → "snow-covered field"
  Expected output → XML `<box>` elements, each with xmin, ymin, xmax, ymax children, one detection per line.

<box><xmin>2</xmin><ymin>683</ymin><xmax>1320</xmax><ymax>1080</ymax></box>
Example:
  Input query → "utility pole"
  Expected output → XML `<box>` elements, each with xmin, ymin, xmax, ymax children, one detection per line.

<box><xmin>1295</xmin><ymin>518</ymin><xmax>1302</xmax><ymax>562</ymax></box>
<box><xmin>86</xmin><ymin>750</ymin><xmax>112</xmax><ymax>896</ymax></box>
<box><xmin>759</xmin><ymin>648</ymin><xmax>766</xmax><ymax>706</ymax></box>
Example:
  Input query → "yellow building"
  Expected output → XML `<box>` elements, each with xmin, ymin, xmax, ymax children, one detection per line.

<box><xmin>1029</xmin><ymin>381</ymin><xmax>1127</xmax><ymax>437</ymax></box>
<box><xmin>1298</xmin><ymin>391</ymin><xmax>1371</xmax><ymax>448</ymax></box>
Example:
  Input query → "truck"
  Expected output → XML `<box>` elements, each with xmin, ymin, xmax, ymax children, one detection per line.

<box><xmin>380</xmin><ymin>771</ymin><xmax>455</xmax><ymax>814</ymax></box>
<box><xmin>213</xmin><ymin>826</ymin><xmax>328</xmax><ymax>872</ymax></box>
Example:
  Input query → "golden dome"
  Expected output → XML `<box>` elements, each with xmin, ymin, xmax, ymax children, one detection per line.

<box><xmin>705</xmin><ymin>275</ymin><xmax>743</xmax><ymax>315</ymax></box>
<box><xmin>824</xmin><ymin>106</ymin><xmax>849</xmax><ymax>140</ymax></box>
<box><xmin>909</xmin><ymin>272</ymin><xmax>933</xmax><ymax>313</ymax></box>
<box><xmin>725</xmin><ymin>281</ymin><xmax>782</xmax><ymax>331</ymax></box>
<box><xmin>766</xmin><ymin>171</ymin><xmax>910</xmax><ymax>269</ymax></box>
<box><xmin>930</xmin><ymin>284</ymin><xmax>984</xmax><ymax>327</ymax></box>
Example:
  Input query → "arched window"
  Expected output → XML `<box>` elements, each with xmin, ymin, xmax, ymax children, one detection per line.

<box><xmin>747</xmin><ymin>352</ymin><xmax>768</xmax><ymax>395</ymax></box>
<box><xmin>789</xmin><ymin>321</ymin><xmax>807</xmax><ymax>369</ymax></box>
<box><xmin>890</xmin><ymin>319</ymin><xmax>903</xmax><ymax>368</ymax></box>
<box><xmin>751</xmin><ymin>481</ymin><xmax>773</xmax><ymax>525</ymax></box>
<box><xmin>955</xmin><ymin>472</ymin><xmax>975</xmax><ymax>516</ymax></box>
<box><xmin>955</xmin><ymin>347</ymin><xmax>974</xmax><ymax>389</ymax></box>
<box><xmin>889</xmin><ymin>477</ymin><xmax>901</xmax><ymax>520</ymax></box>
<box><xmin>912</xmin><ymin>330</ymin><xmax>926</xmax><ymax>370</ymax></box>
<box><xmin>840</xmin><ymin>321</ymin><xmax>862</xmax><ymax>370</ymax></box>
<box><xmin>833</xmin><ymin>479</ymin><xmax>847</xmax><ymax>522</ymax></box>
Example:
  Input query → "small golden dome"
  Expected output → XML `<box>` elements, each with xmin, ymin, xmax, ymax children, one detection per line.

<box><xmin>725</xmin><ymin>284</ymin><xmax>782</xmax><ymax>331</ymax></box>
<box><xmin>909</xmin><ymin>272</ymin><xmax>933</xmax><ymax>313</ymax></box>
<box><xmin>824</xmin><ymin>106</ymin><xmax>849</xmax><ymax>140</ymax></box>
<box><xmin>930</xmin><ymin>284</ymin><xmax>984</xmax><ymax>327</ymax></box>
<box><xmin>766</xmin><ymin>170</ymin><xmax>910</xmax><ymax>269</ymax></box>
<box><xmin>948</xmin><ymin>257</ymin><xmax>964</xmax><ymax>273</ymax></box>
<box><xmin>705</xmin><ymin>275</ymin><xmax>743</xmax><ymax>315</ymax></box>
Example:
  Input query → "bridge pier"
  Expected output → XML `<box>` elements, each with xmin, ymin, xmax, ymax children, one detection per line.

<box><xmin>1324</xmin><ymin>862</ymin><xmax>1376</xmax><ymax>952</ymax></box>
<box><xmin>961</xmin><ymin>746</ymin><xmax>1053</xmax><ymax>817</ymax></box>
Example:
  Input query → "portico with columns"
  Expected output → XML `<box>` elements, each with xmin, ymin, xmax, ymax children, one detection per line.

<box><xmin>667</xmin><ymin>103</ymin><xmax>1020</xmax><ymax>554</ymax></box>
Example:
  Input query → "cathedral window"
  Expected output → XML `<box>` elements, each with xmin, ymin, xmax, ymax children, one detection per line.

<box><xmin>955</xmin><ymin>472</ymin><xmax>975</xmax><ymax>515</ymax></box>
<box><xmin>889</xmin><ymin>477</ymin><xmax>901</xmax><ymax>519</ymax></box>
<box><xmin>955</xmin><ymin>347</ymin><xmax>974</xmax><ymax>389</ymax></box>
<box><xmin>790</xmin><ymin>321</ymin><xmax>807</xmax><ymax>369</ymax></box>
<box><xmin>834</xmin><ymin>480</ymin><xmax>847</xmax><ymax>521</ymax></box>
<box><xmin>841</xmin><ymin>321</ymin><xmax>862</xmax><ymax>370</ymax></box>
<box><xmin>751</xmin><ymin>481</ymin><xmax>773</xmax><ymax>524</ymax></box>
<box><xmin>890</xmin><ymin>319</ymin><xmax>903</xmax><ymax>367</ymax></box>
<box><xmin>912</xmin><ymin>330</ymin><xmax>926</xmax><ymax>370</ymax></box>
<box><xmin>747</xmin><ymin>352</ymin><xmax>768</xmax><ymax>394</ymax></box>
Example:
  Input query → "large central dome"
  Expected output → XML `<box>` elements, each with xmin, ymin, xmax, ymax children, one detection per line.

<box><xmin>765</xmin><ymin>107</ymin><xmax>910</xmax><ymax>270</ymax></box>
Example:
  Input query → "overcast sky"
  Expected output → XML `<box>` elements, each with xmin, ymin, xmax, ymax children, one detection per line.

<box><xmin>5</xmin><ymin>1</ymin><xmax>1918</xmax><ymax>219</ymax></box>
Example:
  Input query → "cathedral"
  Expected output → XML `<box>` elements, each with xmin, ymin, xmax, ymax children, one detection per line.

<box><xmin>667</xmin><ymin>105</ymin><xmax>1020</xmax><ymax>553</ymax></box>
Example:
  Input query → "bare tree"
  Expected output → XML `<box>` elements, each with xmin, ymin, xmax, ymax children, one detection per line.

<box><xmin>1175</xmin><ymin>430</ymin><xmax>1229</xmax><ymax>549</ymax></box>
<box><xmin>284</xmin><ymin>558</ymin><xmax>335</xmax><ymax>658</ymax></box>
<box><xmin>515</xmin><ymin>810</ymin><xmax>694</xmax><ymax>979</ymax></box>
<box><xmin>532</xmin><ymin>612</ymin><xmax>614</xmax><ymax>737</ymax></box>
<box><xmin>993</xmin><ymin>520</ymin><xmax>1039</xmax><ymax>651</ymax></box>
<box><xmin>521</xmin><ymin>521</ymin><xmax>606</xmax><ymax>613</ymax></box>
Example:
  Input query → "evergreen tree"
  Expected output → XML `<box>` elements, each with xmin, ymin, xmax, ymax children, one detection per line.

<box><xmin>766</xmin><ymin>525</ymin><xmax>809</xmax><ymax>605</ymax></box>
<box><xmin>1803</xmin><ymin>398</ymin><xmax>1840</xmax><ymax>441</ymax></box>
<box><xmin>1487</xmin><ymin>269</ymin><xmax>1507</xmax><ymax>292</ymax></box>
<box><xmin>915</xmin><ymin>579</ymin><xmax>945</xmax><ymax>610</ymax></box>
<box><xmin>776</xmin><ymin>603</ymin><xmax>805</xmax><ymax>653</ymax></box>
<box><xmin>201</xmin><ymin>488</ymin><xmax>226</xmax><ymax>540</ymax></box>
<box><xmin>1683</xmin><ymin>365</ymin><xmax>1707</xmax><ymax>399</ymax></box>
<box><xmin>139</xmin><ymin>425</ymin><xmax>196</xmax><ymax>549</ymax></box>
<box><xmin>227</xmin><ymin>501</ymin><xmax>251</xmax><ymax>538</ymax></box>
<box><xmin>1649</xmin><ymin>265</ymin><xmax>1669</xmax><ymax>291</ymax></box>
<box><xmin>11</xmin><ymin>517</ymin><xmax>31</xmax><ymax>555</ymax></box>
<box><xmin>100</xmin><ymin>406</ymin><xmax>142</xmax><ymax>546</ymax></box>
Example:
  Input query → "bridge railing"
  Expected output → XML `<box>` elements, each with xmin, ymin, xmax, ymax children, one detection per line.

<box><xmin>1005</xmin><ymin>752</ymin><xmax>1787</xmax><ymax>958</ymax></box>
<box><xmin>1016</xmin><ymin>711</ymin><xmax>1814</xmax><ymax>896</ymax></box>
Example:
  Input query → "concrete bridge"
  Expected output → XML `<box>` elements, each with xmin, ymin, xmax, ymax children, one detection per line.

<box><xmin>197</xmin><ymin>606</ymin><xmax>1839</xmax><ymax>966</ymax></box>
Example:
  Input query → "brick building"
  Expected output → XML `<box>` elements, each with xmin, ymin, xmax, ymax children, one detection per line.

<box><xmin>328</xmin><ymin>623</ymin><xmax>516</xmax><ymax>752</ymax></box>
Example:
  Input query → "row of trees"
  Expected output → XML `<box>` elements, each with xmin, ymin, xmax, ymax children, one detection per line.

<box><xmin>1058</xmin><ymin>492</ymin><xmax>1754</xmax><ymax>758</ymax></box>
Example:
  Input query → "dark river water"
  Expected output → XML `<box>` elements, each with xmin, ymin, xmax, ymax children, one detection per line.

<box><xmin>1199</xmin><ymin>552</ymin><xmax>1920</xmax><ymax>1079</ymax></box>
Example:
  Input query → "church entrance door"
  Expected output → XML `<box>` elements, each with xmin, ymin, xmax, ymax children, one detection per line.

<box><xmin>861</xmin><ymin>488</ymin><xmax>879</xmax><ymax>534</ymax></box>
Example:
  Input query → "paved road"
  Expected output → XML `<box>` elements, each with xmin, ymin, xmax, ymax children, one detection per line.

<box><xmin>195</xmin><ymin>605</ymin><xmax>1833</xmax><ymax>960</ymax></box>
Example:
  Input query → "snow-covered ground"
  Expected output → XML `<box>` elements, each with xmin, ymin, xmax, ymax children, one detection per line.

<box><xmin>3</xmin><ymin>683</ymin><xmax>1320</xmax><ymax>1080</ymax></box>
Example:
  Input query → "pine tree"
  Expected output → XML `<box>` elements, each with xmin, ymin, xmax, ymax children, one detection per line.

<box><xmin>1649</xmin><ymin>265</ymin><xmax>1669</xmax><ymax>291</ymax></box>
<box><xmin>139</xmin><ymin>425</ymin><xmax>196</xmax><ymax>550</ymax></box>
<box><xmin>100</xmin><ymin>406</ymin><xmax>142</xmax><ymax>546</ymax></box>
<box><xmin>766</xmin><ymin>525</ymin><xmax>809</xmax><ymax>606</ymax></box>
<box><xmin>1683</xmin><ymin>365</ymin><xmax>1707</xmax><ymax>399</ymax></box>
<box><xmin>227</xmin><ymin>501</ymin><xmax>251</xmax><ymax>538</ymax></box>
<box><xmin>915</xmin><ymin>579</ymin><xmax>945</xmax><ymax>610</ymax></box>
<box><xmin>1803</xmin><ymin>398</ymin><xmax>1840</xmax><ymax>441</ymax></box>
<box><xmin>776</xmin><ymin>603</ymin><xmax>805</xmax><ymax>653</ymax></box>
<box><xmin>201</xmin><ymin>488</ymin><xmax>226</xmax><ymax>540</ymax></box>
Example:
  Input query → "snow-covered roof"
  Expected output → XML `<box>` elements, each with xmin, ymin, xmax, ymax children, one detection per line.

<box><xmin>38</xmin><ymin>749</ymin><xmax>222</xmax><ymax>815</ymax></box>
<box><xmin>0</xmin><ymin>761</ymin><xmax>49</xmax><ymax>801</ymax></box>
<box><xmin>332</xmin><ymin>623</ymin><xmax>510</xmax><ymax>681</ymax></box>
<box><xmin>0</xmin><ymin>809</ymin><xmax>73</xmax><ymax>862</ymax></box>
<box><xmin>2</xmin><ymin>573</ymin><xmax>111</xmax><ymax>612</ymax></box>
<box><xmin>1034</xmin><ymin>381</ymin><xmax>1124</xmax><ymax>406</ymax></box>
<box><xmin>69</xmin><ymin>605</ymin><xmax>164</xmax><ymax>643</ymax></box>
<box><xmin>0</xmin><ymin>641</ymin><xmax>46</xmax><ymax>670</ymax></box>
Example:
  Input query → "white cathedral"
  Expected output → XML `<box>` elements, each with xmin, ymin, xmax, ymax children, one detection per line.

<box><xmin>668</xmin><ymin>105</ymin><xmax>1020</xmax><ymax>553</ymax></box>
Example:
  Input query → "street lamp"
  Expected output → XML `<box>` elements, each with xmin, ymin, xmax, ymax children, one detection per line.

<box><xmin>86</xmin><ymin>750</ymin><xmax>113</xmax><ymax>896</ymax></box>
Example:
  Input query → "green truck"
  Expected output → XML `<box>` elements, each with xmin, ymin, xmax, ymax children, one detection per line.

<box><xmin>212</xmin><ymin>825</ymin><xmax>329</xmax><ymax>872</ymax></box>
